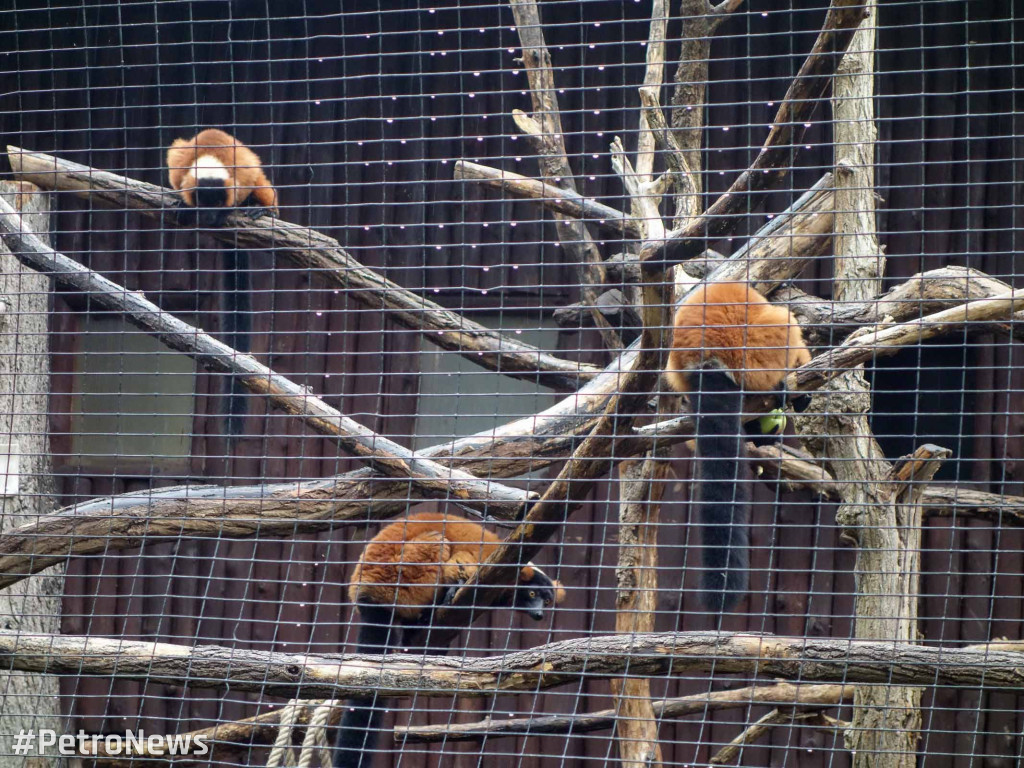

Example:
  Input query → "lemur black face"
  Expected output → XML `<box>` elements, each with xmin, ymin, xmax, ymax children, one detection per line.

<box><xmin>194</xmin><ymin>178</ymin><xmax>229</xmax><ymax>226</ymax></box>
<box><xmin>516</xmin><ymin>585</ymin><xmax>556</xmax><ymax>621</ymax></box>
<box><xmin>513</xmin><ymin>567</ymin><xmax>559</xmax><ymax>621</ymax></box>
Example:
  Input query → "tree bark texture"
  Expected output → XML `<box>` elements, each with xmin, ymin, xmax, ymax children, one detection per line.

<box><xmin>824</xmin><ymin>5</ymin><xmax>925</xmax><ymax>766</ymax></box>
<box><xmin>0</xmin><ymin>181</ymin><xmax>63</xmax><ymax>768</ymax></box>
<box><xmin>1</xmin><ymin>631</ymin><xmax>1022</xmax><ymax>699</ymax></box>
<box><xmin>612</xmin><ymin>456</ymin><xmax>667</xmax><ymax>768</ymax></box>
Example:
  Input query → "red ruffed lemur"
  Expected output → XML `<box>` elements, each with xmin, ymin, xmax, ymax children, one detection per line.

<box><xmin>666</xmin><ymin>282</ymin><xmax>811</xmax><ymax>612</ymax></box>
<box><xmin>167</xmin><ymin>128</ymin><xmax>278</xmax><ymax>227</ymax></box>
<box><xmin>334</xmin><ymin>512</ymin><xmax>565</xmax><ymax>768</ymax></box>
<box><xmin>167</xmin><ymin>129</ymin><xmax>279</xmax><ymax>438</ymax></box>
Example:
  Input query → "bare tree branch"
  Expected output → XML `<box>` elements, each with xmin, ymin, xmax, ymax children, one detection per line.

<box><xmin>508</xmin><ymin>0</ymin><xmax>622</xmax><ymax>350</ymax></box>
<box><xmin>778</xmin><ymin>266</ymin><xmax>1016</xmax><ymax>346</ymax></box>
<box><xmin>5</xmin><ymin>146</ymin><xmax>596</xmax><ymax>391</ymax></box>
<box><xmin>640</xmin><ymin>0</ymin><xmax>869</xmax><ymax>273</ymax></box>
<box><xmin>789</xmin><ymin>289</ymin><xmax>1024</xmax><ymax>394</ymax></box>
<box><xmin>712</xmin><ymin>0</ymin><xmax>745</xmax><ymax>14</ymax></box>
<box><xmin>0</xmin><ymin>201</ymin><xmax>533</xmax><ymax>519</ymax></box>
<box><xmin>710</xmin><ymin>709</ymin><xmax>825</xmax><ymax>765</ymax></box>
<box><xmin>454</xmin><ymin>160</ymin><xmax>640</xmax><ymax>237</ymax></box>
<box><xmin>397</xmin><ymin>682</ymin><xmax>851</xmax><ymax>743</ymax></box>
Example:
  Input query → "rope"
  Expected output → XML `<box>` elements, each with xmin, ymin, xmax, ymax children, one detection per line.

<box><xmin>266</xmin><ymin>700</ymin><xmax>302</xmax><ymax>768</ymax></box>
<box><xmin>299</xmin><ymin>700</ymin><xmax>341</xmax><ymax>768</ymax></box>
<box><xmin>265</xmin><ymin>699</ymin><xmax>343</xmax><ymax>768</ymax></box>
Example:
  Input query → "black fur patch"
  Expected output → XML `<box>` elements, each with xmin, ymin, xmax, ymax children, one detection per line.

<box><xmin>194</xmin><ymin>177</ymin><xmax>228</xmax><ymax>210</ymax></box>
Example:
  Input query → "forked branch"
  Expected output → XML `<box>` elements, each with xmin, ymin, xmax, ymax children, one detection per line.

<box><xmin>639</xmin><ymin>0</ymin><xmax>869</xmax><ymax>273</ymax></box>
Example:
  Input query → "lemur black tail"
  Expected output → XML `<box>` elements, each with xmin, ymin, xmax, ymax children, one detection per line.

<box><xmin>333</xmin><ymin>606</ymin><xmax>394</xmax><ymax>768</ymax></box>
<box><xmin>685</xmin><ymin>363</ymin><xmax>751</xmax><ymax>612</ymax></box>
<box><xmin>222</xmin><ymin>248</ymin><xmax>251</xmax><ymax>439</ymax></box>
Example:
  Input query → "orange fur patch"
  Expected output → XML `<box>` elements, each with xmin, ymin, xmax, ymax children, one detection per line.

<box><xmin>666</xmin><ymin>282</ymin><xmax>811</xmax><ymax>393</ymax></box>
<box><xmin>552</xmin><ymin>581</ymin><xmax>567</xmax><ymax>605</ymax></box>
<box><xmin>349</xmin><ymin>512</ymin><xmax>501</xmax><ymax>621</ymax></box>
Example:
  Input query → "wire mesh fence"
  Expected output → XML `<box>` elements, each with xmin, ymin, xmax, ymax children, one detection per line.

<box><xmin>0</xmin><ymin>1</ymin><xmax>1022</xmax><ymax>767</ymax></box>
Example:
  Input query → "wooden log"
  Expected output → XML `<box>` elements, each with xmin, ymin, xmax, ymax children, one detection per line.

<box><xmin>4</xmin><ymin>146</ymin><xmax>597</xmax><ymax>391</ymax></box>
<box><xmin>0</xmin><ymin>200</ymin><xmax>532</xmax><ymax>519</ymax></box>
<box><xmin>611</xmin><ymin>456</ymin><xmax>667</xmax><ymax>768</ymax></box>
<box><xmin>789</xmin><ymin>289</ymin><xmax>1024</xmax><ymax>393</ymax></box>
<box><xmin>842</xmin><ymin>443</ymin><xmax>950</xmax><ymax>768</ymax></box>
<box><xmin>2</xmin><ymin>631</ymin><xmax>1023</xmax><ymax>699</ymax></box>
<box><xmin>920</xmin><ymin>486</ymin><xmax>1024</xmax><ymax>527</ymax></box>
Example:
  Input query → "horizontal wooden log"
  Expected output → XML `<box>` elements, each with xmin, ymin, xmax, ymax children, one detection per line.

<box><xmin>85</xmin><ymin>638</ymin><xmax>1024</xmax><ymax>758</ymax></box>
<box><xmin>0</xmin><ymin>479</ymin><xmax>503</xmax><ymax>591</ymax></box>
<box><xmin>454</xmin><ymin>160</ymin><xmax>641</xmax><ymax>238</ymax></box>
<box><xmin>396</xmin><ymin>682</ymin><xmax>852</xmax><ymax>743</ymax></box>
<box><xmin>0</xmin><ymin>200</ymin><xmax>532</xmax><ymax>518</ymax></box>
<box><xmin>920</xmin><ymin>485</ymin><xmax>1024</xmax><ymax>528</ymax></box>
<box><xmin>2</xmin><ymin>631</ymin><xmax>1022</xmax><ymax>699</ymax></box>
<box><xmin>639</xmin><ymin>0</ymin><xmax>868</xmax><ymax>274</ymax></box>
<box><xmin>5</xmin><ymin>146</ymin><xmax>597</xmax><ymax>391</ymax></box>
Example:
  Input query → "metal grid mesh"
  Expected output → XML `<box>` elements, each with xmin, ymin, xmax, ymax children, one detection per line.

<box><xmin>0</xmin><ymin>1</ymin><xmax>1022</xmax><ymax>767</ymax></box>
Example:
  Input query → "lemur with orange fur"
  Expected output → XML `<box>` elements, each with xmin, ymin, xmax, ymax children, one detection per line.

<box><xmin>335</xmin><ymin>512</ymin><xmax>565</xmax><ymax>768</ymax></box>
<box><xmin>167</xmin><ymin>129</ymin><xmax>279</xmax><ymax>436</ymax></box>
<box><xmin>667</xmin><ymin>283</ymin><xmax>811</xmax><ymax>612</ymax></box>
<box><xmin>167</xmin><ymin>129</ymin><xmax>278</xmax><ymax>227</ymax></box>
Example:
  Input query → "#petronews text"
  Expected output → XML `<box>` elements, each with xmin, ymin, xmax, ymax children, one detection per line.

<box><xmin>10</xmin><ymin>729</ymin><xmax>209</xmax><ymax>757</ymax></box>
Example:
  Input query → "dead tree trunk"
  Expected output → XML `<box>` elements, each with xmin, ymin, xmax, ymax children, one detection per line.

<box><xmin>803</xmin><ymin>5</ymin><xmax>927</xmax><ymax>766</ymax></box>
<box><xmin>0</xmin><ymin>181</ymin><xmax>63</xmax><ymax>768</ymax></box>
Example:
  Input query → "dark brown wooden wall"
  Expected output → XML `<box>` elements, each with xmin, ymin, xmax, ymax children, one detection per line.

<box><xmin>3</xmin><ymin>1</ymin><xmax>1023</xmax><ymax>766</ymax></box>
